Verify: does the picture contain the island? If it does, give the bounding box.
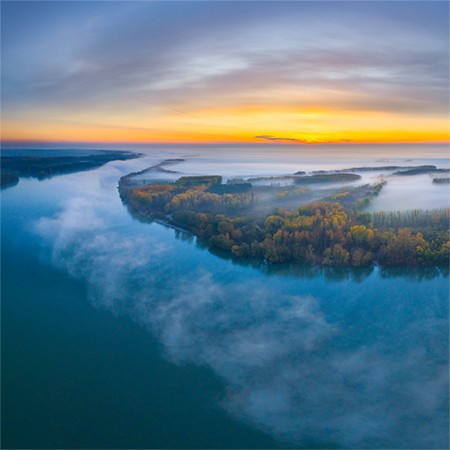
[433,177,450,184]
[119,163,450,267]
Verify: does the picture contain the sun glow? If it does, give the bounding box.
[2,1,448,147]
[2,105,448,145]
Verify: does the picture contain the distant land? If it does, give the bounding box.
[1,149,140,189]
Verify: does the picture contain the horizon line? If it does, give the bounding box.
[2,140,449,149]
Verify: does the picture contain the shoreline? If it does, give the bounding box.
[118,165,450,269]
[1,149,141,188]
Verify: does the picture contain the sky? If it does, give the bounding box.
[1,1,449,146]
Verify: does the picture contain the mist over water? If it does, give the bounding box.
[130,143,450,211]
[368,173,449,211]
[3,144,449,448]
[131,142,450,175]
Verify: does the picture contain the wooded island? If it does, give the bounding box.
[120,173,449,267]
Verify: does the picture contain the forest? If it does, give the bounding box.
[1,172,20,189]
[121,175,450,267]
[1,151,138,185]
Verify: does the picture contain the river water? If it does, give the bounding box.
[2,144,449,448]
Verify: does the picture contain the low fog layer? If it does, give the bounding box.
[32,154,449,448]
[124,154,450,213]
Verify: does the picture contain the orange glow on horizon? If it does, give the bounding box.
[2,104,448,146]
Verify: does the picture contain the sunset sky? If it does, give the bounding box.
[1,1,449,146]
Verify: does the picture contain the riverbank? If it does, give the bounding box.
[119,168,449,268]
[1,149,141,188]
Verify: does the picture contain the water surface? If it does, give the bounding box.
[2,145,449,448]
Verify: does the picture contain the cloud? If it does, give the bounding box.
[2,1,448,128]
[255,135,309,143]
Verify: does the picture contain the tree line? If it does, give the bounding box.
[125,178,449,267]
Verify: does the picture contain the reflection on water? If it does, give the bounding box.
[3,145,449,448]
[191,238,449,282]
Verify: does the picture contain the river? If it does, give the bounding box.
[2,144,449,448]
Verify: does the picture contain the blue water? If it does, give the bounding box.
[2,146,449,448]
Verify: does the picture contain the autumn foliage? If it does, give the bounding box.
[125,177,449,267]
